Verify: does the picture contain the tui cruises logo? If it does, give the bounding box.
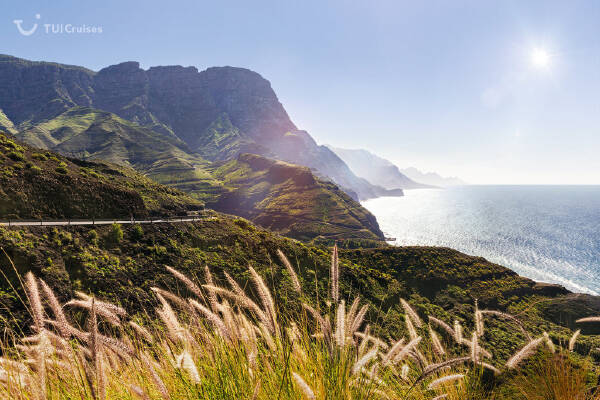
[13,13,40,36]
[13,14,103,36]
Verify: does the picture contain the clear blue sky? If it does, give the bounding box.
[2,0,600,184]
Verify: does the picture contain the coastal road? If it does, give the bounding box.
[0,216,215,227]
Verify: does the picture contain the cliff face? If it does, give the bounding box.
[0,55,400,200]
[0,55,95,124]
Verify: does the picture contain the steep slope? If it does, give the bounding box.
[1,217,596,353]
[0,132,203,219]
[0,109,17,134]
[400,166,467,187]
[202,153,385,241]
[14,106,220,195]
[0,55,399,200]
[327,146,434,190]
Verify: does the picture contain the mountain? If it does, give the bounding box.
[400,167,467,187]
[0,54,400,201]
[327,146,434,190]
[0,132,202,219]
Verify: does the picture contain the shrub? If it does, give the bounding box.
[7,151,24,161]
[107,223,124,244]
[88,229,99,246]
[234,218,254,231]
[132,224,144,241]
[31,153,48,161]
[55,161,68,174]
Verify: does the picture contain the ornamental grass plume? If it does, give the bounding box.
[569,329,581,351]
[292,372,315,400]
[506,337,545,369]
[277,249,302,294]
[427,373,464,390]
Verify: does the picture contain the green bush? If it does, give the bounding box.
[132,224,144,241]
[108,223,124,244]
[55,162,68,174]
[88,229,99,246]
[31,153,48,161]
[7,151,24,161]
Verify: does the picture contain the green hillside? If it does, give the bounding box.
[13,111,384,242]
[1,213,598,356]
[0,132,202,219]
[0,109,16,134]
[15,107,218,189]
[202,153,385,242]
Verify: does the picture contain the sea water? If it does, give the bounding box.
[362,186,600,295]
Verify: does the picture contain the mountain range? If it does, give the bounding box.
[327,146,434,190]
[0,55,400,201]
[329,146,467,189]
[400,167,466,187]
[0,54,401,241]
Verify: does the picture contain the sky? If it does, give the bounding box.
[2,0,600,184]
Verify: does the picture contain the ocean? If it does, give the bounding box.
[362,185,600,295]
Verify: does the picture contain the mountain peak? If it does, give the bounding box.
[97,61,141,74]
[147,65,199,74]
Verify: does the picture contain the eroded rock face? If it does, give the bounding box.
[0,55,94,124]
[0,55,400,200]
[94,62,152,125]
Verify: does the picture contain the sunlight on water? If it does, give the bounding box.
[362,186,600,295]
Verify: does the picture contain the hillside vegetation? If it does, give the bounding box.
[202,153,385,241]
[3,128,383,241]
[0,132,203,219]
[1,214,598,350]
[2,244,600,399]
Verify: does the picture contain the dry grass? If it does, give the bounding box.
[1,246,599,399]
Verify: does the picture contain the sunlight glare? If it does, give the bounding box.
[531,48,551,69]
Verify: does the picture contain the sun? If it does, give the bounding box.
[531,48,551,69]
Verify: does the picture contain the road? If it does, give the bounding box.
[0,216,213,227]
